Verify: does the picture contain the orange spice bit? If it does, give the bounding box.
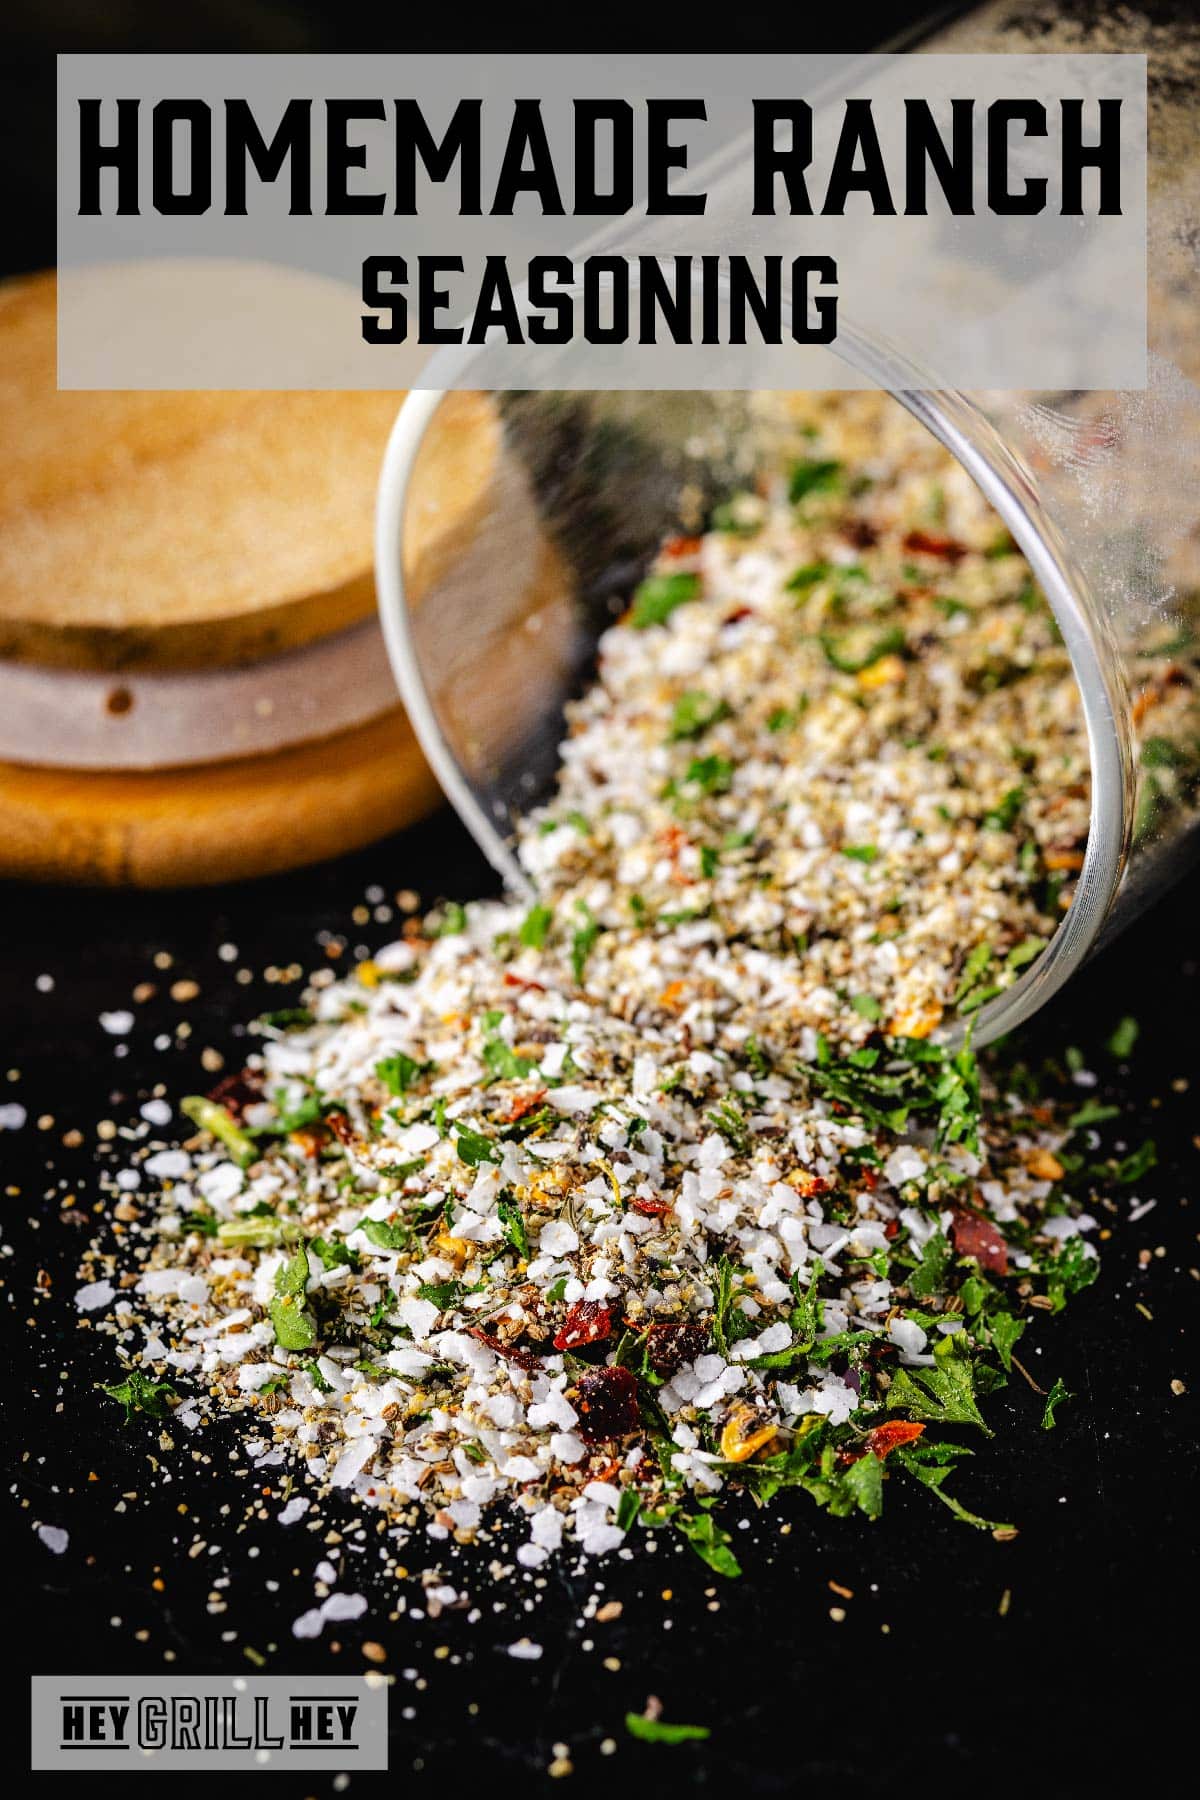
[841,1420,926,1465]
[657,822,691,882]
[658,980,687,1010]
[1131,679,1168,726]
[857,653,906,691]
[660,534,703,560]
[432,1232,472,1269]
[289,1126,327,1158]
[1025,1148,1065,1182]
[886,997,943,1040]
[504,971,546,993]
[719,1405,779,1464]
[356,960,382,989]
[863,1420,925,1458]
[503,1088,548,1124]
[1043,846,1085,872]
[788,1170,830,1199]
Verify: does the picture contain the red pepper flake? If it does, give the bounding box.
[642,1320,709,1379]
[206,1069,263,1121]
[661,534,703,560]
[951,1208,1009,1277]
[575,1365,640,1442]
[791,1172,830,1198]
[503,971,546,993]
[902,528,968,562]
[630,1197,672,1218]
[289,1125,327,1158]
[467,1328,543,1372]
[723,605,755,626]
[883,1219,900,1240]
[553,1300,613,1352]
[840,518,878,550]
[503,1088,547,1124]
[841,1419,925,1464]
[326,1112,356,1145]
[845,1420,926,1464]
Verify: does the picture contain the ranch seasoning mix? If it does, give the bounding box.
[83,394,1113,1585]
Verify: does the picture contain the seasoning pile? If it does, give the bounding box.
[87,394,1105,1579]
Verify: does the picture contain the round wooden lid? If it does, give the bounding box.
[0,708,442,887]
[0,271,402,672]
[0,273,513,884]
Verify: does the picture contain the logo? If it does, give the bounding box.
[30,1677,388,1771]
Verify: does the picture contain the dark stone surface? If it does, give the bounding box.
[3,803,1196,1795]
[3,3,1197,1790]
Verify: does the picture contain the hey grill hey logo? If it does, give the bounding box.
[30,1676,388,1770]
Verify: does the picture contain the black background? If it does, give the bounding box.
[2,4,1197,1795]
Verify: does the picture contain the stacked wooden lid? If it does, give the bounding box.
[0,271,458,885]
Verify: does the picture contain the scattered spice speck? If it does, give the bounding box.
[79,396,1155,1598]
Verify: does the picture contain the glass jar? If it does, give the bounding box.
[375,1,1200,1045]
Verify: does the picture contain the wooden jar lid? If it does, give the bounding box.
[0,709,441,888]
[0,271,401,673]
[0,273,504,886]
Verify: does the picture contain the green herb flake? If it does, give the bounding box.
[1040,1236,1100,1313]
[454,1127,498,1167]
[1041,1376,1071,1430]
[788,458,842,504]
[1106,1016,1139,1060]
[625,1713,711,1746]
[497,1193,530,1260]
[886,1343,991,1435]
[821,625,905,676]
[983,786,1025,832]
[785,559,834,593]
[706,1096,750,1156]
[375,1052,427,1097]
[436,901,468,936]
[668,690,731,742]
[518,904,554,949]
[360,1217,410,1252]
[268,1244,317,1351]
[258,1007,315,1031]
[481,1016,536,1083]
[630,571,702,629]
[100,1368,177,1421]
[842,1450,885,1520]
[571,904,601,985]
[684,754,735,796]
[180,1095,259,1170]
[676,1508,742,1578]
[303,1360,333,1394]
[895,1441,1012,1532]
[907,1229,950,1300]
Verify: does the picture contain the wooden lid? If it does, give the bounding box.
[0,271,402,672]
[0,283,517,882]
[0,708,442,887]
